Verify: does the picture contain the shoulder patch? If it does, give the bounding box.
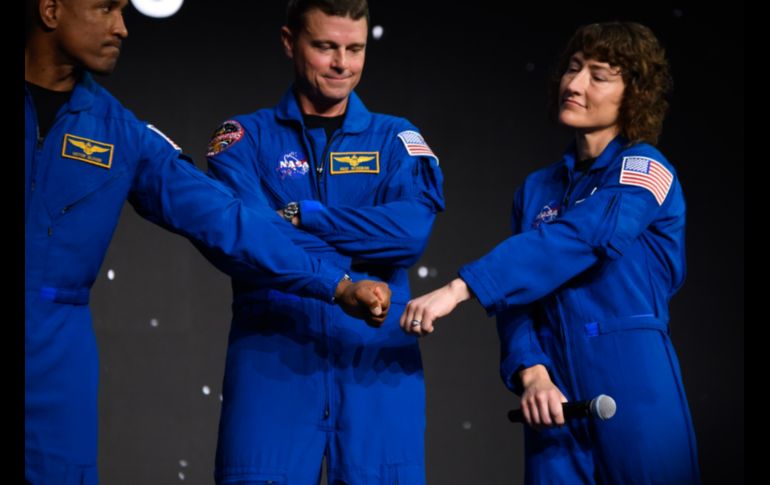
[619,156,673,205]
[397,130,438,164]
[207,120,244,157]
[147,124,181,151]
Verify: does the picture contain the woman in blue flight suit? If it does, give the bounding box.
[401,22,700,484]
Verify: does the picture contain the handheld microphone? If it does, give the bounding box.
[507,394,616,423]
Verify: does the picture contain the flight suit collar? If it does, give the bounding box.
[275,86,373,134]
[561,135,629,174]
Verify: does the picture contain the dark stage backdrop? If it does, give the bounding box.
[89,1,743,483]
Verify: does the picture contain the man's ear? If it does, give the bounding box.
[40,0,62,30]
[280,26,295,60]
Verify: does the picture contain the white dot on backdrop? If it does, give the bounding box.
[372,25,384,39]
[179,459,188,468]
[202,385,211,396]
[462,421,472,430]
[219,394,224,402]
[150,318,159,328]
[107,269,115,280]
[178,471,185,480]
[417,266,428,278]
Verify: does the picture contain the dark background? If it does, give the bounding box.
[85,1,744,483]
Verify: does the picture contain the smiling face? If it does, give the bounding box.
[49,0,129,75]
[281,7,368,116]
[558,51,625,138]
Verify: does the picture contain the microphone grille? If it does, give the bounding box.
[591,394,617,420]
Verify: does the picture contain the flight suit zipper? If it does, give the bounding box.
[311,130,341,203]
[32,127,43,193]
[317,132,342,427]
[300,126,341,426]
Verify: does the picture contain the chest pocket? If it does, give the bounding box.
[42,136,130,219]
[325,150,387,206]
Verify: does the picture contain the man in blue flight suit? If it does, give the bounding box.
[401,22,700,484]
[205,0,445,483]
[25,0,392,483]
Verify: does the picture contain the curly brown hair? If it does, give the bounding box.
[551,22,673,145]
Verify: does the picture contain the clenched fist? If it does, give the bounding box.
[335,278,392,327]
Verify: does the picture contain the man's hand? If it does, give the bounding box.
[518,364,568,430]
[400,277,472,336]
[335,278,392,327]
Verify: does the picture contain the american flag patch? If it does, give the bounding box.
[147,124,181,151]
[397,130,438,163]
[619,156,673,205]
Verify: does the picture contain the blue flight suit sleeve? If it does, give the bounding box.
[299,134,445,267]
[495,188,553,395]
[204,121,343,258]
[497,306,552,395]
[126,124,347,302]
[459,152,681,316]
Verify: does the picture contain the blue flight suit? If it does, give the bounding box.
[25,74,351,485]
[459,137,700,484]
[205,89,444,484]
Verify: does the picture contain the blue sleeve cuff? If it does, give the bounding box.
[500,352,554,396]
[310,259,350,303]
[299,199,327,232]
[458,263,500,316]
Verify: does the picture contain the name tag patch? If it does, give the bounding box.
[61,134,114,169]
[330,152,380,174]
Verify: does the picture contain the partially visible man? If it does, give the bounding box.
[25,0,391,483]
[205,0,444,483]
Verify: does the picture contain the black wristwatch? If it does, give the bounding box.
[282,201,300,222]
